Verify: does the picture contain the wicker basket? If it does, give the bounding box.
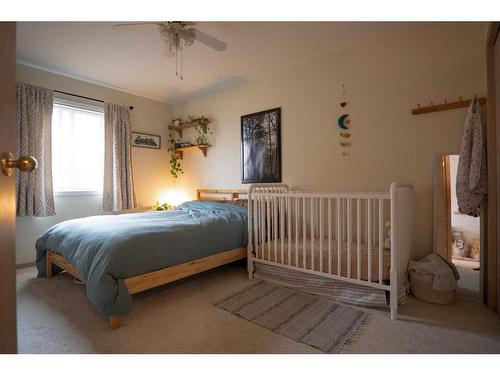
[410,270,455,305]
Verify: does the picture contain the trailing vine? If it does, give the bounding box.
[168,130,183,178]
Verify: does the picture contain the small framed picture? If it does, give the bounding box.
[131,132,161,149]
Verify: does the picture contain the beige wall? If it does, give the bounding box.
[175,23,487,259]
[16,64,175,264]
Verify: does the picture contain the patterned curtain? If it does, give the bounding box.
[103,103,136,211]
[16,82,56,217]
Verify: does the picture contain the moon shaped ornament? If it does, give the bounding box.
[338,114,350,130]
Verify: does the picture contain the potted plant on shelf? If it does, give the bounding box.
[153,201,174,211]
[188,115,210,125]
[194,124,213,146]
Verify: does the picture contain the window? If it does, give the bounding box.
[52,100,104,194]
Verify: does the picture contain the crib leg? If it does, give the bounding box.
[109,316,120,329]
[390,270,398,320]
[247,255,254,279]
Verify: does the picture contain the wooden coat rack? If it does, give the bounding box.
[412,96,487,115]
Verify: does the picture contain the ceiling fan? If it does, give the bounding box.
[113,21,227,80]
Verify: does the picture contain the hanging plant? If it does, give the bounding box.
[168,131,183,178]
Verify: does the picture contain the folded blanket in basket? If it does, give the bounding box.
[409,254,460,293]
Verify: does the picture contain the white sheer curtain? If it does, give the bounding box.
[16,82,55,217]
[103,103,136,211]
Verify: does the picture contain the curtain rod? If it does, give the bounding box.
[53,90,134,110]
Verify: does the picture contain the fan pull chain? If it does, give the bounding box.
[180,42,183,80]
[175,40,179,77]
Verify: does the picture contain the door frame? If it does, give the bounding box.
[433,152,454,262]
[434,151,485,302]
[0,22,18,354]
[485,22,500,313]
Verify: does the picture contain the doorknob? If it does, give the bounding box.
[1,152,37,177]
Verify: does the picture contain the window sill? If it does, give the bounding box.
[54,191,103,197]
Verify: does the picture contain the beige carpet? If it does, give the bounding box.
[453,259,480,300]
[16,264,500,354]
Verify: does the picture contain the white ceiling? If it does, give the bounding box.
[17,22,417,105]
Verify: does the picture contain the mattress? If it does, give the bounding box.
[36,201,248,316]
[254,238,391,283]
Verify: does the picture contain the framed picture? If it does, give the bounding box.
[131,132,161,149]
[241,107,281,183]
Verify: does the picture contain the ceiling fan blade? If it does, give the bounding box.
[112,22,161,29]
[191,29,227,52]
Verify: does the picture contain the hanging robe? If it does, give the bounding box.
[456,98,487,216]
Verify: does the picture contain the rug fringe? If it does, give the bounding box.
[338,313,373,353]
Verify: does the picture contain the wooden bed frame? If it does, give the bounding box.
[45,189,247,329]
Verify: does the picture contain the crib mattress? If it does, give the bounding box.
[253,238,391,283]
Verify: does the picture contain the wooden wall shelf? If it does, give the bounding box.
[169,145,210,159]
[168,120,211,138]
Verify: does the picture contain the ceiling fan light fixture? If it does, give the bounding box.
[113,21,227,80]
[182,30,195,47]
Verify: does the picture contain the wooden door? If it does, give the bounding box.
[0,22,17,354]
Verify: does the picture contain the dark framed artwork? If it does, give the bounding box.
[131,132,161,149]
[241,107,281,183]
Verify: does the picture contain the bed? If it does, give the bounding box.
[36,189,248,329]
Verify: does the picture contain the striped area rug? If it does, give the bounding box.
[215,281,368,353]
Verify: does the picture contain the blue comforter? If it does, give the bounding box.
[35,201,247,316]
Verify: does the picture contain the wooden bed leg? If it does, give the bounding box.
[109,316,120,329]
[46,252,53,279]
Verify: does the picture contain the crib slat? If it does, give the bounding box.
[343,199,347,242]
[302,197,307,269]
[280,197,284,264]
[287,196,291,266]
[379,199,384,285]
[347,198,352,278]
[274,196,278,262]
[295,196,299,267]
[254,195,258,259]
[267,196,271,261]
[357,198,361,280]
[337,198,341,276]
[328,198,332,274]
[367,198,372,283]
[260,194,263,259]
[319,198,323,273]
[311,197,315,271]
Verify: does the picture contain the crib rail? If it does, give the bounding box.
[247,183,413,320]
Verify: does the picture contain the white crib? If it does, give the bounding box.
[247,183,413,320]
